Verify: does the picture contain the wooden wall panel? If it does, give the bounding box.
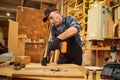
[8,20,25,56]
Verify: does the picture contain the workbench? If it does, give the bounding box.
[0,63,86,80]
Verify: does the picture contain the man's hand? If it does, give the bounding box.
[41,57,47,66]
[50,38,62,51]
[41,57,50,66]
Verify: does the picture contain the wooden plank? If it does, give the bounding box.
[15,56,31,65]
[12,69,83,78]
[31,0,57,4]
[91,47,120,50]
[0,66,15,77]
[25,63,81,70]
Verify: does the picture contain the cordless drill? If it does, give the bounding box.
[41,41,67,66]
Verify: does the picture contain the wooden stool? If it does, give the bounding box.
[85,66,103,80]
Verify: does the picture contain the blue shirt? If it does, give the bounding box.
[50,16,82,48]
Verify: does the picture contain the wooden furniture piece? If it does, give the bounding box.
[85,66,103,80]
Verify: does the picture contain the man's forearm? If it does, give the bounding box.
[57,27,78,40]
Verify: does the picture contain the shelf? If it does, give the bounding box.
[76,3,83,9]
[91,47,110,50]
[67,9,78,15]
[18,34,27,39]
[112,4,120,8]
[104,37,120,40]
[91,47,120,51]
[67,0,76,7]
[76,15,83,19]
[67,3,83,15]
[25,48,42,50]
[25,42,45,45]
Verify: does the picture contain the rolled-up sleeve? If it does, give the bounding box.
[67,16,82,32]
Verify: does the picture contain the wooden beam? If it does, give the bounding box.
[21,0,25,6]
[0,15,15,20]
[0,7,16,12]
[31,0,58,4]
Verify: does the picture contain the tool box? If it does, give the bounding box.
[101,63,120,80]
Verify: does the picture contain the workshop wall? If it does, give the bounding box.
[0,21,9,48]
[16,4,50,62]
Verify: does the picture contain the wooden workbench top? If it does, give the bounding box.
[0,63,86,80]
[12,63,85,79]
[0,65,15,77]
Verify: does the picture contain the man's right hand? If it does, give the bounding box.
[41,57,47,66]
[41,57,50,66]
[50,38,62,51]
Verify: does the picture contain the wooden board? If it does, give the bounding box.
[0,66,15,77]
[12,63,85,79]
[25,63,80,69]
